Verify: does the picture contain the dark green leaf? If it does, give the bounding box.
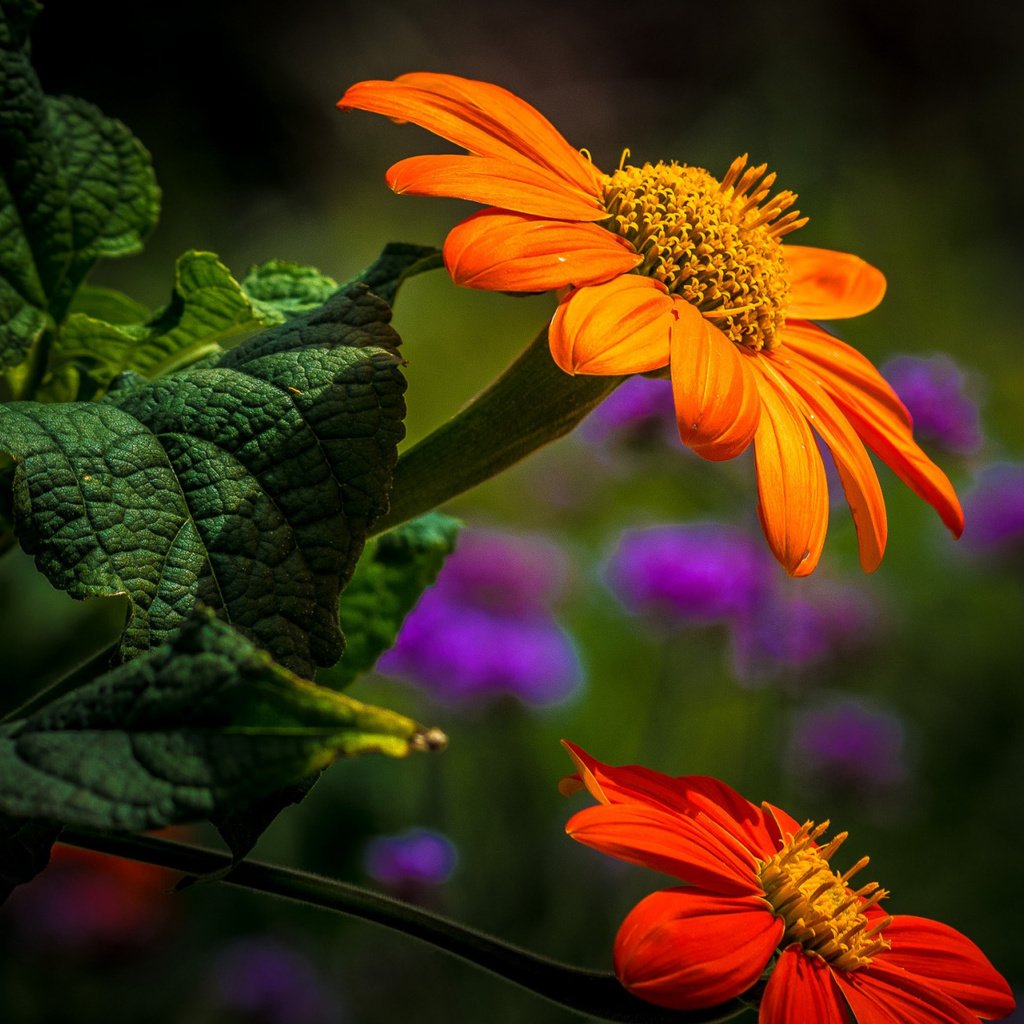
[242,259,339,321]
[0,285,406,676]
[346,242,442,306]
[0,611,446,832]
[0,810,60,903]
[0,13,159,368]
[320,512,460,689]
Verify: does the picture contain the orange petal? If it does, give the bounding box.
[565,803,761,895]
[669,302,760,462]
[750,364,830,577]
[443,209,640,292]
[784,245,887,319]
[835,960,982,1024]
[548,276,673,376]
[339,75,601,196]
[614,888,783,1011]
[761,351,888,572]
[782,323,964,536]
[760,947,851,1024]
[386,154,608,222]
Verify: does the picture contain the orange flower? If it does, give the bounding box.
[561,742,1014,1022]
[338,74,964,575]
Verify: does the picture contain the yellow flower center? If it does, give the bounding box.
[599,154,807,351]
[757,819,892,972]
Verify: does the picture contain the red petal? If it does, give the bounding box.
[784,245,887,319]
[565,803,761,896]
[443,209,640,292]
[760,946,851,1024]
[548,276,673,375]
[760,351,888,572]
[614,888,782,1011]
[750,362,830,576]
[835,960,983,1024]
[339,74,601,195]
[782,323,964,537]
[386,154,608,222]
[670,302,760,461]
[880,916,1015,1020]
[561,741,779,858]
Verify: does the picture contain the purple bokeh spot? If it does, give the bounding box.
[604,523,773,625]
[787,699,908,790]
[212,937,343,1024]
[364,828,458,887]
[963,462,1024,552]
[579,375,677,447]
[882,353,982,454]
[377,529,582,706]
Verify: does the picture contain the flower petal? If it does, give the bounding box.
[614,888,783,1011]
[761,351,888,572]
[881,916,1015,1020]
[760,946,851,1024]
[339,74,601,195]
[386,154,608,222]
[561,741,779,858]
[443,209,640,292]
[750,362,830,576]
[783,322,964,537]
[669,302,760,461]
[835,960,983,1024]
[565,802,761,895]
[548,276,673,375]
[784,246,887,319]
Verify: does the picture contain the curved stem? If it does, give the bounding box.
[60,828,747,1024]
[372,329,624,536]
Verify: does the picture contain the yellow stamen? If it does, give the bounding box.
[757,814,892,973]
[599,155,806,351]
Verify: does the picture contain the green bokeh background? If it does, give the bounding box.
[1,0,1022,1021]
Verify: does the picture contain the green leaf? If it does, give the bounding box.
[0,284,406,676]
[49,250,276,390]
[0,611,446,832]
[241,259,340,322]
[67,284,150,324]
[320,512,460,689]
[0,810,60,904]
[0,10,159,369]
[346,242,442,306]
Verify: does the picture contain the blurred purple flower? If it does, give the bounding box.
[786,698,908,793]
[882,353,982,454]
[364,828,457,890]
[604,523,772,625]
[377,529,582,705]
[962,462,1024,553]
[731,578,880,684]
[212,937,344,1024]
[579,375,677,448]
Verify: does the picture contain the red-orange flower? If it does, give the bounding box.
[338,73,964,576]
[561,742,1014,1023]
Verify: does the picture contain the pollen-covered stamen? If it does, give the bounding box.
[757,815,893,972]
[599,155,807,351]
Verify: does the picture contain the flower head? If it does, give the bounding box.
[339,73,964,576]
[963,463,1024,554]
[561,742,1013,1022]
[364,828,458,889]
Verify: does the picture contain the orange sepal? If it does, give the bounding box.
[784,245,886,320]
[443,209,641,292]
[548,276,673,376]
[669,302,760,462]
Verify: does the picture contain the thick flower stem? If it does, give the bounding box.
[60,828,745,1024]
[371,329,625,536]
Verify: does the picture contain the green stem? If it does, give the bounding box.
[372,329,624,535]
[59,828,746,1024]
